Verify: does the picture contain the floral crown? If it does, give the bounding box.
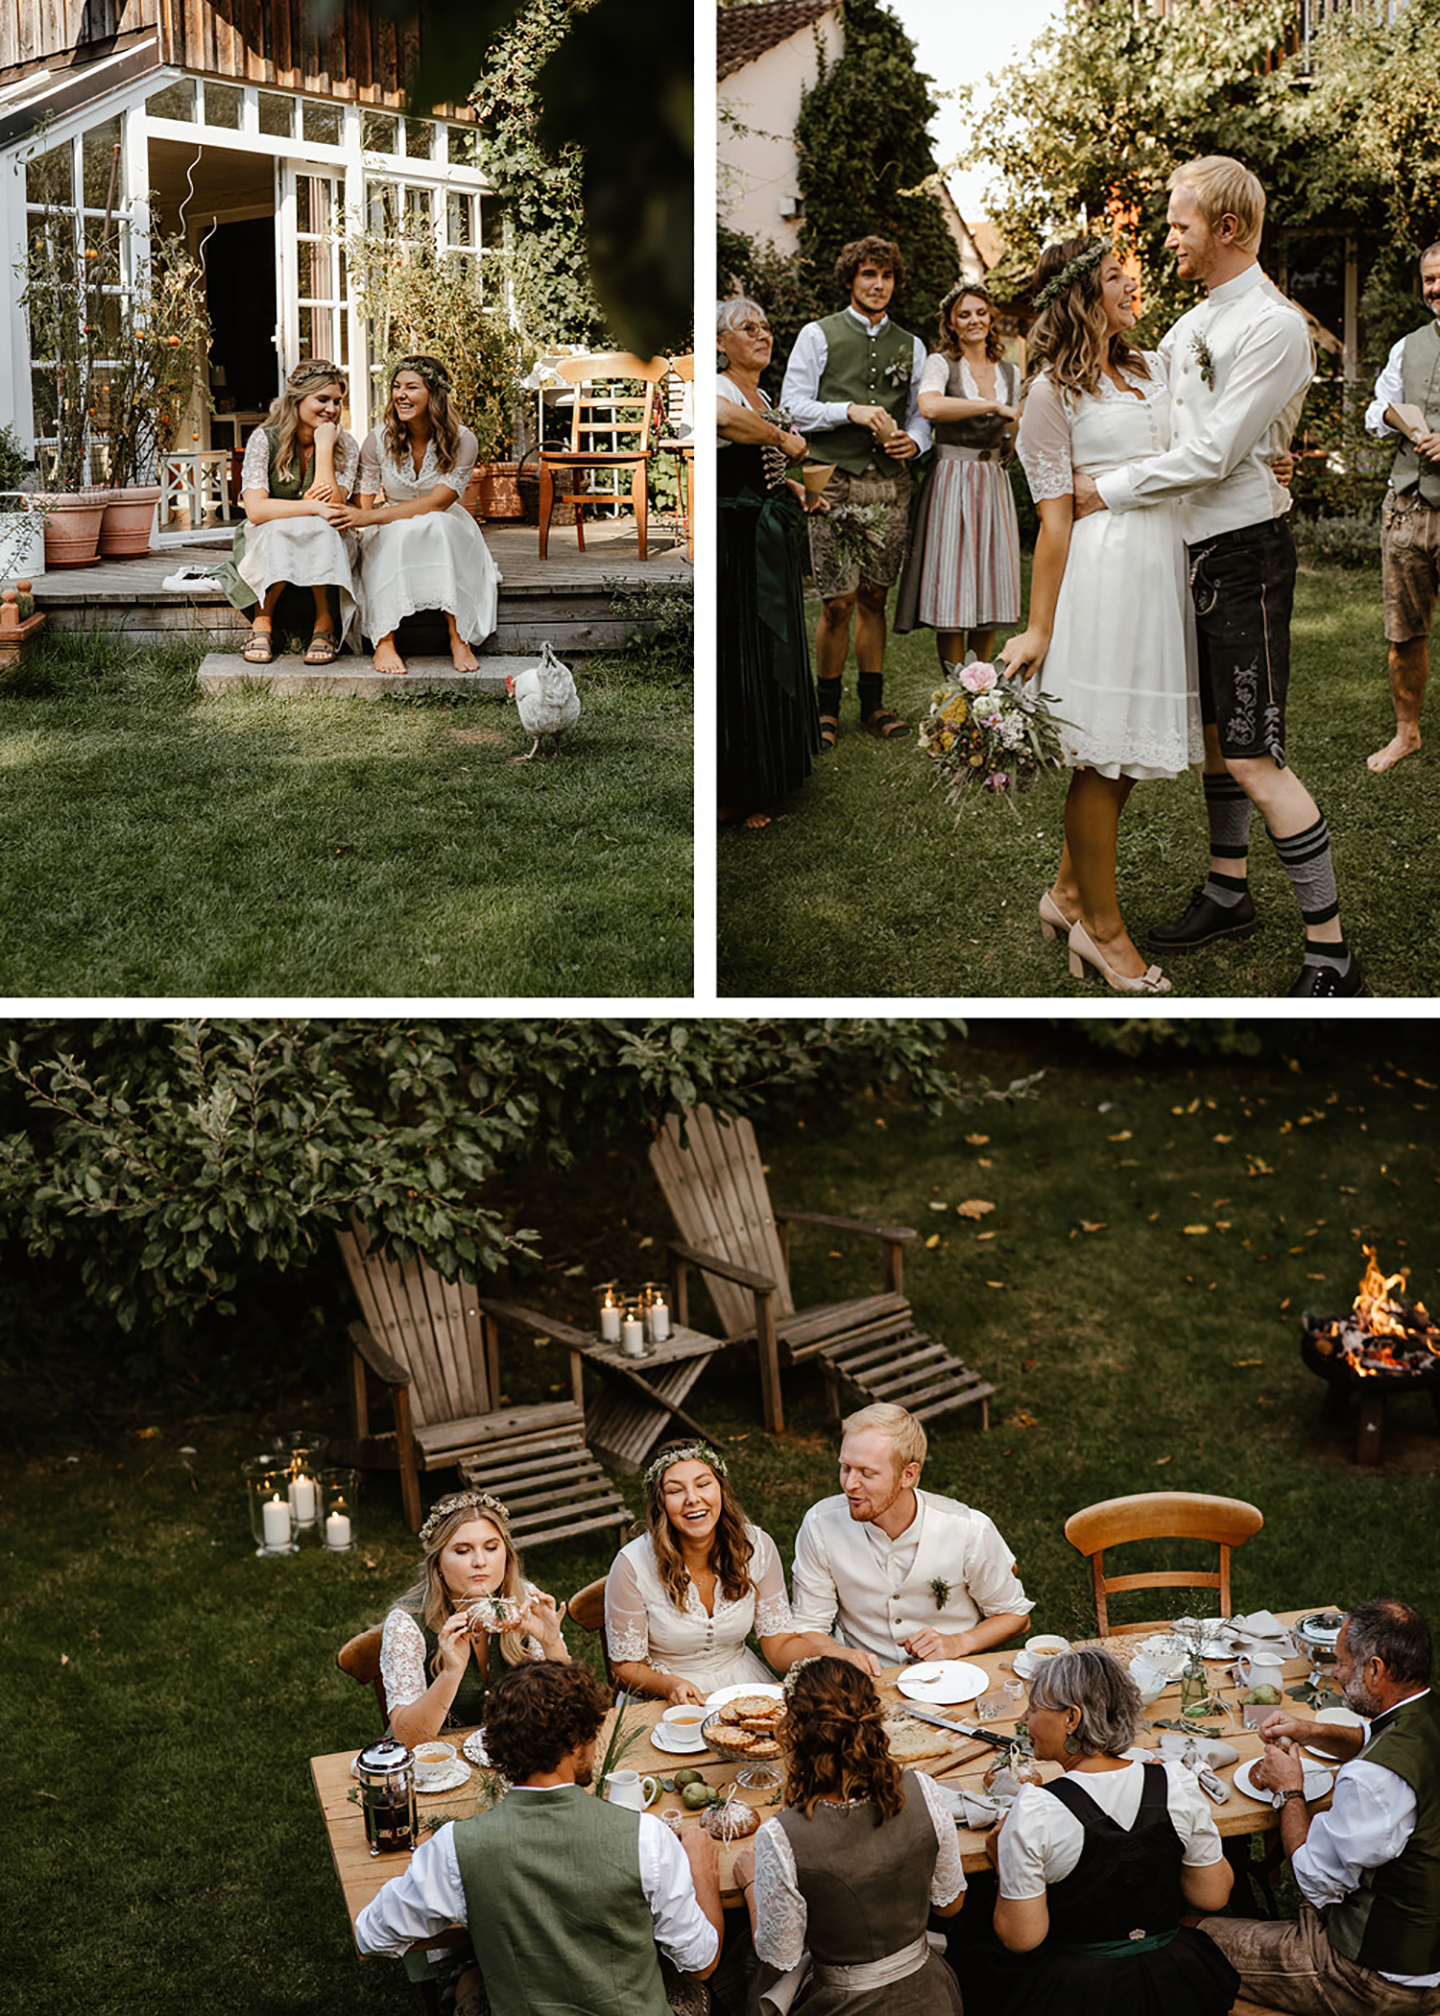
[394,354,451,394]
[782,1654,825,1701]
[642,1441,728,1492]
[1032,239,1108,312]
[418,1489,510,1550]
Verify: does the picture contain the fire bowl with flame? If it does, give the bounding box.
[1301,1247,1440,1463]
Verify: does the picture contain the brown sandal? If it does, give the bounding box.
[861,708,911,740]
[818,714,839,752]
[242,630,274,665]
[304,631,340,665]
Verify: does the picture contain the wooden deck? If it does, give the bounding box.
[27,518,690,656]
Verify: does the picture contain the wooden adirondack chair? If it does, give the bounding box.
[648,1106,996,1436]
[336,1215,632,1548]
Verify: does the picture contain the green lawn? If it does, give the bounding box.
[718,559,1437,998]
[0,632,692,997]
[5,1025,1437,2014]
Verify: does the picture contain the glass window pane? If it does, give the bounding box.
[299,305,314,353]
[296,178,311,233]
[83,118,123,210]
[362,110,398,154]
[446,193,472,248]
[404,185,432,224]
[302,100,342,146]
[480,203,505,251]
[204,83,242,130]
[366,181,397,233]
[147,79,195,122]
[258,91,294,138]
[297,240,315,298]
[404,117,434,160]
[25,141,72,207]
[447,124,475,166]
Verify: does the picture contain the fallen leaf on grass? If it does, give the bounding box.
[976,1231,996,1241]
[1213,1134,1233,1144]
[1183,1224,1210,1236]
[1009,1411,1038,1427]
[925,1233,941,1249]
[1234,1359,1263,1367]
[1079,1220,1107,1234]
[965,1134,990,1146]
[1155,1455,1172,1466]
[134,1426,160,1439]
[1108,1130,1133,1141]
[985,1280,1006,1289]
[928,1201,949,1212]
[957,1200,995,1219]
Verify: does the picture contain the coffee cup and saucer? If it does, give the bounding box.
[650,1705,709,1754]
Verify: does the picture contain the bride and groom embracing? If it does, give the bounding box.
[1003,154,1367,999]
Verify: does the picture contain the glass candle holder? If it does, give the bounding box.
[320,1466,360,1552]
[620,1297,648,1358]
[641,1281,672,1344]
[271,1433,328,1534]
[243,1456,299,1556]
[595,1282,624,1345]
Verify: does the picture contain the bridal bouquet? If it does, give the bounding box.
[821,501,891,578]
[919,659,1066,812]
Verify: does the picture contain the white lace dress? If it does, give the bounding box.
[235,425,362,640]
[355,425,500,646]
[604,1526,796,1692]
[1017,355,1201,781]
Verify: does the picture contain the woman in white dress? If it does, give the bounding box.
[217,358,362,664]
[1002,238,1200,995]
[332,355,500,676]
[605,1441,849,1704]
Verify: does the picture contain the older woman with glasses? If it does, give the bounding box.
[716,296,823,831]
[975,1647,1239,2016]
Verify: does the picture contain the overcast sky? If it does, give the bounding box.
[884,0,1065,221]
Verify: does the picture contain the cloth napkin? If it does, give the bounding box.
[1229,1610,1297,1653]
[1154,1733,1240,1769]
[929,1780,1004,1828]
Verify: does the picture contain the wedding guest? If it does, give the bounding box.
[605,1439,856,1703]
[716,297,822,830]
[1362,242,1440,772]
[1002,237,1195,996]
[790,1402,1032,1671]
[356,1660,722,2016]
[214,358,361,664]
[330,355,500,676]
[896,280,1021,672]
[732,1655,964,2014]
[1201,1599,1440,2016]
[380,1488,568,1747]
[1073,156,1365,997]
[975,1647,1238,2016]
[781,236,931,748]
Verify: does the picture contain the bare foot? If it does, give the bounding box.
[1086,924,1148,981]
[1366,730,1420,773]
[450,640,480,673]
[741,811,773,830]
[373,637,407,676]
[1048,884,1081,926]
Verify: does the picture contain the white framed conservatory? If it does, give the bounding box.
[0,44,503,535]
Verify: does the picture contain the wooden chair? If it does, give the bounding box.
[336,1624,389,1729]
[538,351,668,560]
[1063,1492,1266,1637]
[336,1213,632,1548]
[567,1574,620,1694]
[660,353,695,560]
[648,1105,996,1437]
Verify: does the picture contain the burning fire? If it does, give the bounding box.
[1309,1246,1440,1378]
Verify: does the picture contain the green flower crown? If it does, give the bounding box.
[1032,239,1108,312]
[642,1441,729,1491]
[419,1488,510,1550]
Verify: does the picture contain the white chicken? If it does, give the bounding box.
[506,641,581,762]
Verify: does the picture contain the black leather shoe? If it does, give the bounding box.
[1146,884,1259,953]
[1289,958,1370,997]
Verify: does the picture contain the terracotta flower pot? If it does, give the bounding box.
[36,492,106,569]
[471,460,524,522]
[98,484,162,558]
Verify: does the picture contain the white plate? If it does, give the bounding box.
[896,1659,990,1705]
[1235,1757,1333,1807]
[704,1682,784,1710]
[415,1759,472,1795]
[649,1722,710,1756]
[1304,1705,1364,1760]
[1134,1629,1236,1665]
[461,1729,491,1766]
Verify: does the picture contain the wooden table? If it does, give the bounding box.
[312,1607,1337,1949]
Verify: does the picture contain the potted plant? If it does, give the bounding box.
[0,423,45,583]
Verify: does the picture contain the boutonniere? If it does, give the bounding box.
[882,355,909,390]
[1191,333,1216,390]
[930,1576,952,1611]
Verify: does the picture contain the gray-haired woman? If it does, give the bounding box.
[973,1647,1240,2016]
[716,297,822,831]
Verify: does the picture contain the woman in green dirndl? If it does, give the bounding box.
[213,359,362,664]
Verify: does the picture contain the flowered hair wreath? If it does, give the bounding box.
[1032,238,1109,311]
[418,1488,510,1550]
[642,1441,729,1492]
[782,1653,825,1701]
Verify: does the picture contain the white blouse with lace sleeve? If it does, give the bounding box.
[918,351,951,397]
[358,426,477,503]
[240,426,360,498]
[753,1774,964,1970]
[380,1607,431,1712]
[603,1526,795,1667]
[1016,374,1074,502]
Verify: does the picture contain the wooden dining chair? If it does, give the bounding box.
[660,353,695,560]
[336,1624,389,1729]
[537,351,669,560]
[566,1574,620,1694]
[1064,1491,1265,1637]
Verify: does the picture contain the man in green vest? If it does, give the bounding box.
[780,235,931,749]
[1364,243,1440,773]
[1199,1598,1440,2014]
[355,1661,722,2015]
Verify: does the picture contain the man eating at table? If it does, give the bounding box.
[354,1660,723,2015]
[1199,1598,1440,2016]
[789,1402,1033,1671]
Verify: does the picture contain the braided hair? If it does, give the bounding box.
[780,1656,904,1822]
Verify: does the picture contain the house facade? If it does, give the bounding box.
[718,0,841,252]
[0,2,501,472]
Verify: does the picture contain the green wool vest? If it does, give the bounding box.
[1325,1691,1440,1978]
[809,311,918,474]
[1391,320,1440,508]
[451,1784,671,2016]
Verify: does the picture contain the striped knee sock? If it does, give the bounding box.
[1269,817,1346,958]
[1203,771,1252,867]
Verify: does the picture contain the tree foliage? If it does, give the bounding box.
[0,1020,1029,1335]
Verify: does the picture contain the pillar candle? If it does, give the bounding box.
[289,1473,317,1523]
[326,1510,352,1549]
[263,1495,291,1548]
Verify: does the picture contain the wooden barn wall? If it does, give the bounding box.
[1,0,157,73]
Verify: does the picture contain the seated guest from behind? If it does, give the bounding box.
[380,1489,568,1746]
[978,1647,1238,2016]
[1201,1598,1440,2015]
[790,1402,1032,1671]
[356,1660,722,2016]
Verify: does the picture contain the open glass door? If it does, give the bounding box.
[275,161,354,413]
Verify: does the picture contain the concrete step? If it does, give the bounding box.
[196,651,525,698]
